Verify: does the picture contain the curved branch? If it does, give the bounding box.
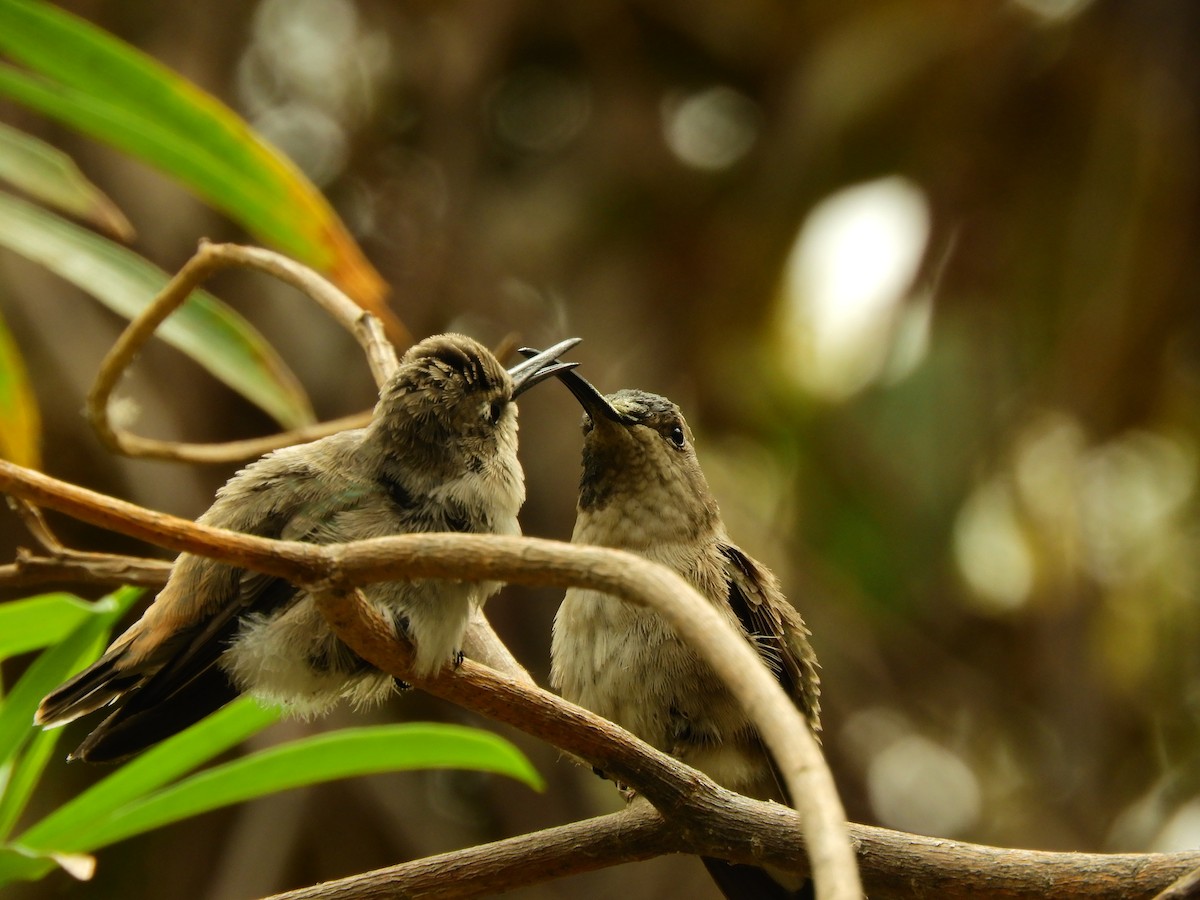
[85,241,397,463]
[0,458,859,899]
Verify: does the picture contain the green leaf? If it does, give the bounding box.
[49,724,543,853]
[16,696,280,852]
[0,190,315,429]
[0,845,51,884]
[0,593,111,661]
[0,120,132,240]
[0,0,385,307]
[0,304,39,468]
[0,725,62,839]
[0,588,139,771]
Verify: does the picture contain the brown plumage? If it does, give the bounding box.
[36,334,578,763]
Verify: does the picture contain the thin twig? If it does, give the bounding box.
[7,497,64,551]
[1,496,171,588]
[86,241,397,464]
[0,547,170,589]
[0,458,860,900]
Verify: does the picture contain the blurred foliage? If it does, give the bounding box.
[1,0,1198,898]
[0,0,387,310]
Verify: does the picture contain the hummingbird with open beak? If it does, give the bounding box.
[530,358,820,899]
[36,334,580,763]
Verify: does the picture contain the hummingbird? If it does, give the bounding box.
[535,361,820,899]
[36,333,580,763]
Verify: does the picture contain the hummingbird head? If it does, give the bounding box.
[370,334,579,479]
[549,368,721,540]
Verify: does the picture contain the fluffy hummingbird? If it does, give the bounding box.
[36,333,580,763]
[534,362,821,899]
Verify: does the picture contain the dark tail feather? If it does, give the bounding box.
[702,857,813,900]
[68,610,248,763]
[36,650,139,729]
[69,664,240,763]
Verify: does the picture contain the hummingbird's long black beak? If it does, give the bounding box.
[516,348,634,424]
[508,337,582,397]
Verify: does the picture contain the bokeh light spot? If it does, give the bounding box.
[868,734,982,837]
[954,476,1035,611]
[662,85,760,171]
[776,176,931,400]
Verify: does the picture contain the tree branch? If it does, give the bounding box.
[260,799,1200,900]
[262,805,682,900]
[85,240,397,464]
[0,546,170,589]
[1153,865,1200,900]
[1,496,171,588]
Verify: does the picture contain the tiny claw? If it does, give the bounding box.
[453,649,465,669]
[393,677,412,691]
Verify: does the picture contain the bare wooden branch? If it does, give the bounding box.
[1154,865,1200,900]
[262,805,682,900]
[1,495,171,588]
[261,799,1200,900]
[85,240,397,464]
[7,496,63,551]
[0,546,170,588]
[461,605,534,686]
[0,458,859,899]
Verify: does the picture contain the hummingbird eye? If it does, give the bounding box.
[484,398,506,425]
[667,424,686,449]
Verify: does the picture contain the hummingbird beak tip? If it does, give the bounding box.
[507,338,582,397]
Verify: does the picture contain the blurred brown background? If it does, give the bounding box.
[3,0,1200,897]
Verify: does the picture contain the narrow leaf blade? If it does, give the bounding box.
[54,724,543,853]
[0,588,139,773]
[0,120,133,239]
[0,593,106,661]
[0,191,315,429]
[0,0,385,307]
[0,725,63,839]
[16,697,280,852]
[0,304,39,468]
[0,845,54,885]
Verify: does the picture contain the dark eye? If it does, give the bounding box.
[485,399,506,425]
[668,424,686,449]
